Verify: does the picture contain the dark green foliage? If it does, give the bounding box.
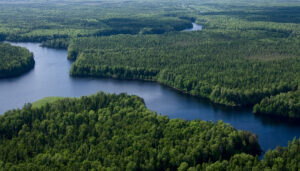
[2,0,300,118]
[41,38,70,49]
[0,92,299,170]
[68,29,300,108]
[201,138,300,171]
[203,6,300,24]
[94,17,192,36]
[0,92,261,170]
[63,2,300,118]
[261,138,300,171]
[0,0,299,169]
[254,90,300,118]
[0,1,193,42]
[0,43,34,78]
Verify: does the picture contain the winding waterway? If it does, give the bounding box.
[0,41,299,154]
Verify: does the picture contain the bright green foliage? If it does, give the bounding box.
[0,92,261,170]
[201,138,300,171]
[1,92,300,170]
[261,138,300,171]
[32,97,66,108]
[0,43,34,78]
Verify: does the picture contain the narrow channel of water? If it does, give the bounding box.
[0,42,299,153]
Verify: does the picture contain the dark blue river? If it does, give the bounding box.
[0,41,299,153]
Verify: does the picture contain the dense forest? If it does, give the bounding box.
[0,43,34,78]
[0,92,299,170]
[68,28,300,112]
[0,0,194,44]
[0,0,300,169]
[201,138,300,171]
[254,90,300,119]
[45,2,299,118]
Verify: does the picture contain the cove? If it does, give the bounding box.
[183,23,203,31]
[0,42,300,153]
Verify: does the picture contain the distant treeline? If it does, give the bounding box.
[0,43,34,78]
[1,17,192,44]
[37,17,192,49]
[2,0,300,118]
[0,0,196,48]
[0,92,299,170]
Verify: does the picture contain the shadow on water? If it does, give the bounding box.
[0,42,299,154]
[254,113,300,127]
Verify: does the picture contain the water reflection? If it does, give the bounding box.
[0,42,299,153]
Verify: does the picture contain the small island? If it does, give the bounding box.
[0,43,34,78]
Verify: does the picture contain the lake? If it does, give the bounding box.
[0,42,299,153]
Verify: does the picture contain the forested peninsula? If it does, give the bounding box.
[0,43,34,78]
[254,90,300,119]
[0,92,299,170]
[0,0,299,169]
[1,0,300,118]
[68,27,300,118]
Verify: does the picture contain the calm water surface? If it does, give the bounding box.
[183,23,203,31]
[0,42,299,153]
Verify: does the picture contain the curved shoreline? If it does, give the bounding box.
[2,42,300,154]
[0,43,35,78]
